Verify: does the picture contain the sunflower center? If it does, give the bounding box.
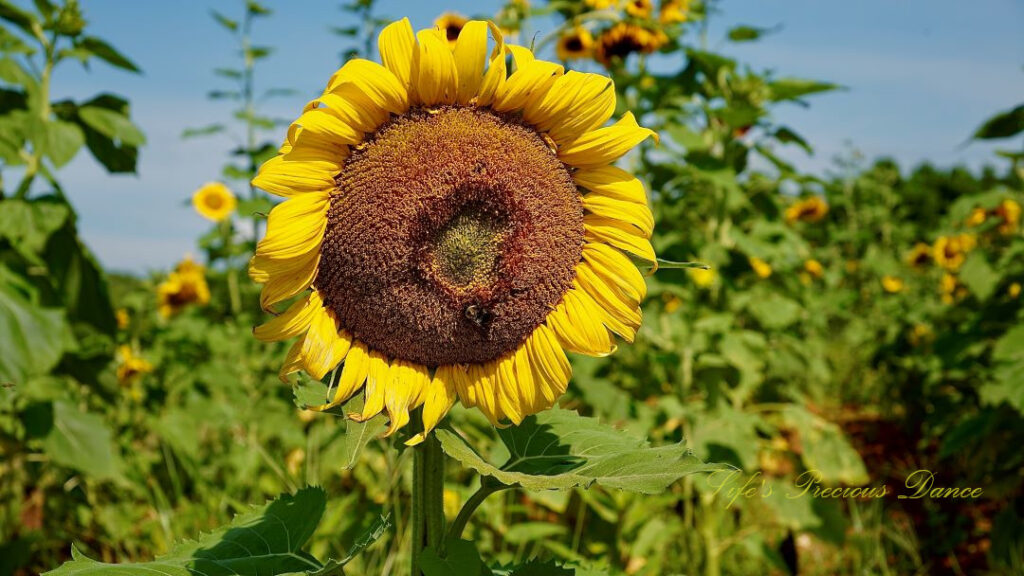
[315,106,583,367]
[565,37,584,52]
[204,194,224,210]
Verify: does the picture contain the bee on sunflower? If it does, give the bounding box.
[250,19,657,444]
[158,256,211,318]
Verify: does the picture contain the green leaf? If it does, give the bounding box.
[0,265,68,384]
[43,400,123,480]
[76,37,141,73]
[419,538,487,576]
[210,9,238,31]
[781,406,868,485]
[767,78,840,103]
[509,559,576,575]
[959,255,998,302]
[294,375,385,470]
[77,106,145,146]
[747,292,802,330]
[971,104,1024,140]
[66,94,143,173]
[727,25,773,43]
[437,408,721,493]
[304,513,391,575]
[0,0,36,35]
[774,126,813,154]
[0,198,71,257]
[182,123,226,138]
[45,487,329,575]
[39,120,84,168]
[652,258,709,270]
[0,57,38,93]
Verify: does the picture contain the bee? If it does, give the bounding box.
[464,302,493,327]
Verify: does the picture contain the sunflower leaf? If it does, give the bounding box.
[650,258,710,270]
[44,488,330,575]
[437,408,722,493]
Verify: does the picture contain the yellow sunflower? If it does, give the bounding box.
[594,22,667,66]
[748,256,772,279]
[659,0,689,24]
[116,345,154,386]
[803,259,824,279]
[906,242,932,268]
[784,196,828,223]
[585,0,619,9]
[624,0,654,18]
[556,27,594,61]
[933,234,975,271]
[158,256,211,318]
[995,199,1020,234]
[881,275,904,294]
[250,19,657,444]
[434,12,468,47]
[192,182,237,222]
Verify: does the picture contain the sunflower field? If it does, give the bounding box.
[1,1,1022,575]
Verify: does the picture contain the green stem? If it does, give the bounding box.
[410,411,445,574]
[447,480,504,542]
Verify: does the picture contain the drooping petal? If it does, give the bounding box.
[574,271,642,342]
[558,112,658,168]
[353,350,390,421]
[278,339,304,382]
[382,360,430,437]
[463,362,504,426]
[255,192,330,260]
[413,29,458,106]
[547,289,616,356]
[526,323,571,406]
[379,17,416,92]
[494,353,524,425]
[525,71,616,144]
[301,306,352,380]
[584,214,657,263]
[405,364,459,446]
[452,20,488,105]
[326,340,371,409]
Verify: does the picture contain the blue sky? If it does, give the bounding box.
[38,0,1024,272]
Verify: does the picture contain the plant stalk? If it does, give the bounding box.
[410,411,445,574]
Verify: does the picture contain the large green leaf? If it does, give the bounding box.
[767,78,840,103]
[971,104,1024,140]
[39,120,84,168]
[0,198,71,260]
[42,400,123,480]
[437,408,720,493]
[0,265,68,383]
[45,488,333,575]
[420,538,487,576]
[781,406,868,485]
[294,375,385,470]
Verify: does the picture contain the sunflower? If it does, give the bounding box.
[906,242,932,268]
[659,0,689,24]
[434,12,468,47]
[994,199,1020,234]
[556,27,594,61]
[965,207,987,228]
[933,234,975,271]
[250,19,657,444]
[192,182,237,222]
[880,275,904,294]
[1009,282,1022,299]
[116,345,154,386]
[803,259,824,279]
[594,22,667,66]
[747,256,772,279]
[624,0,653,18]
[688,266,715,288]
[158,256,211,317]
[784,196,828,223]
[585,0,619,9]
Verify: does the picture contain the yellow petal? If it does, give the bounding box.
[382,360,430,437]
[294,108,364,147]
[511,342,538,415]
[325,340,371,408]
[492,57,563,113]
[582,242,647,301]
[326,59,408,115]
[353,350,390,421]
[506,44,535,69]
[526,323,571,406]
[301,306,352,380]
[278,339,304,382]
[413,29,458,106]
[574,272,641,342]
[314,84,390,135]
[574,166,649,205]
[558,112,658,168]
[253,291,316,342]
[406,364,459,446]
[464,362,504,426]
[584,214,657,263]
[253,152,339,197]
[475,23,506,107]
[452,21,488,105]
[548,289,615,356]
[525,71,615,144]
[378,18,416,91]
[250,251,320,312]
[255,192,330,260]
[494,353,523,425]
[582,193,654,237]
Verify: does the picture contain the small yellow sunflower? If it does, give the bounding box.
[1009,282,1021,299]
[585,0,619,9]
[906,242,932,268]
[624,0,654,18]
[659,0,689,24]
[688,266,715,288]
[434,12,469,47]
[158,257,211,318]
[933,234,975,271]
[116,345,154,386]
[940,272,966,304]
[784,196,828,224]
[192,182,237,222]
[965,207,987,227]
[881,275,904,294]
[748,257,772,279]
[594,22,667,66]
[556,27,594,61]
[995,199,1020,234]
[251,19,657,444]
[803,259,824,279]
[115,308,131,330]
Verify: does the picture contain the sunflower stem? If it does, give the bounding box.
[447,479,504,542]
[410,410,445,574]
